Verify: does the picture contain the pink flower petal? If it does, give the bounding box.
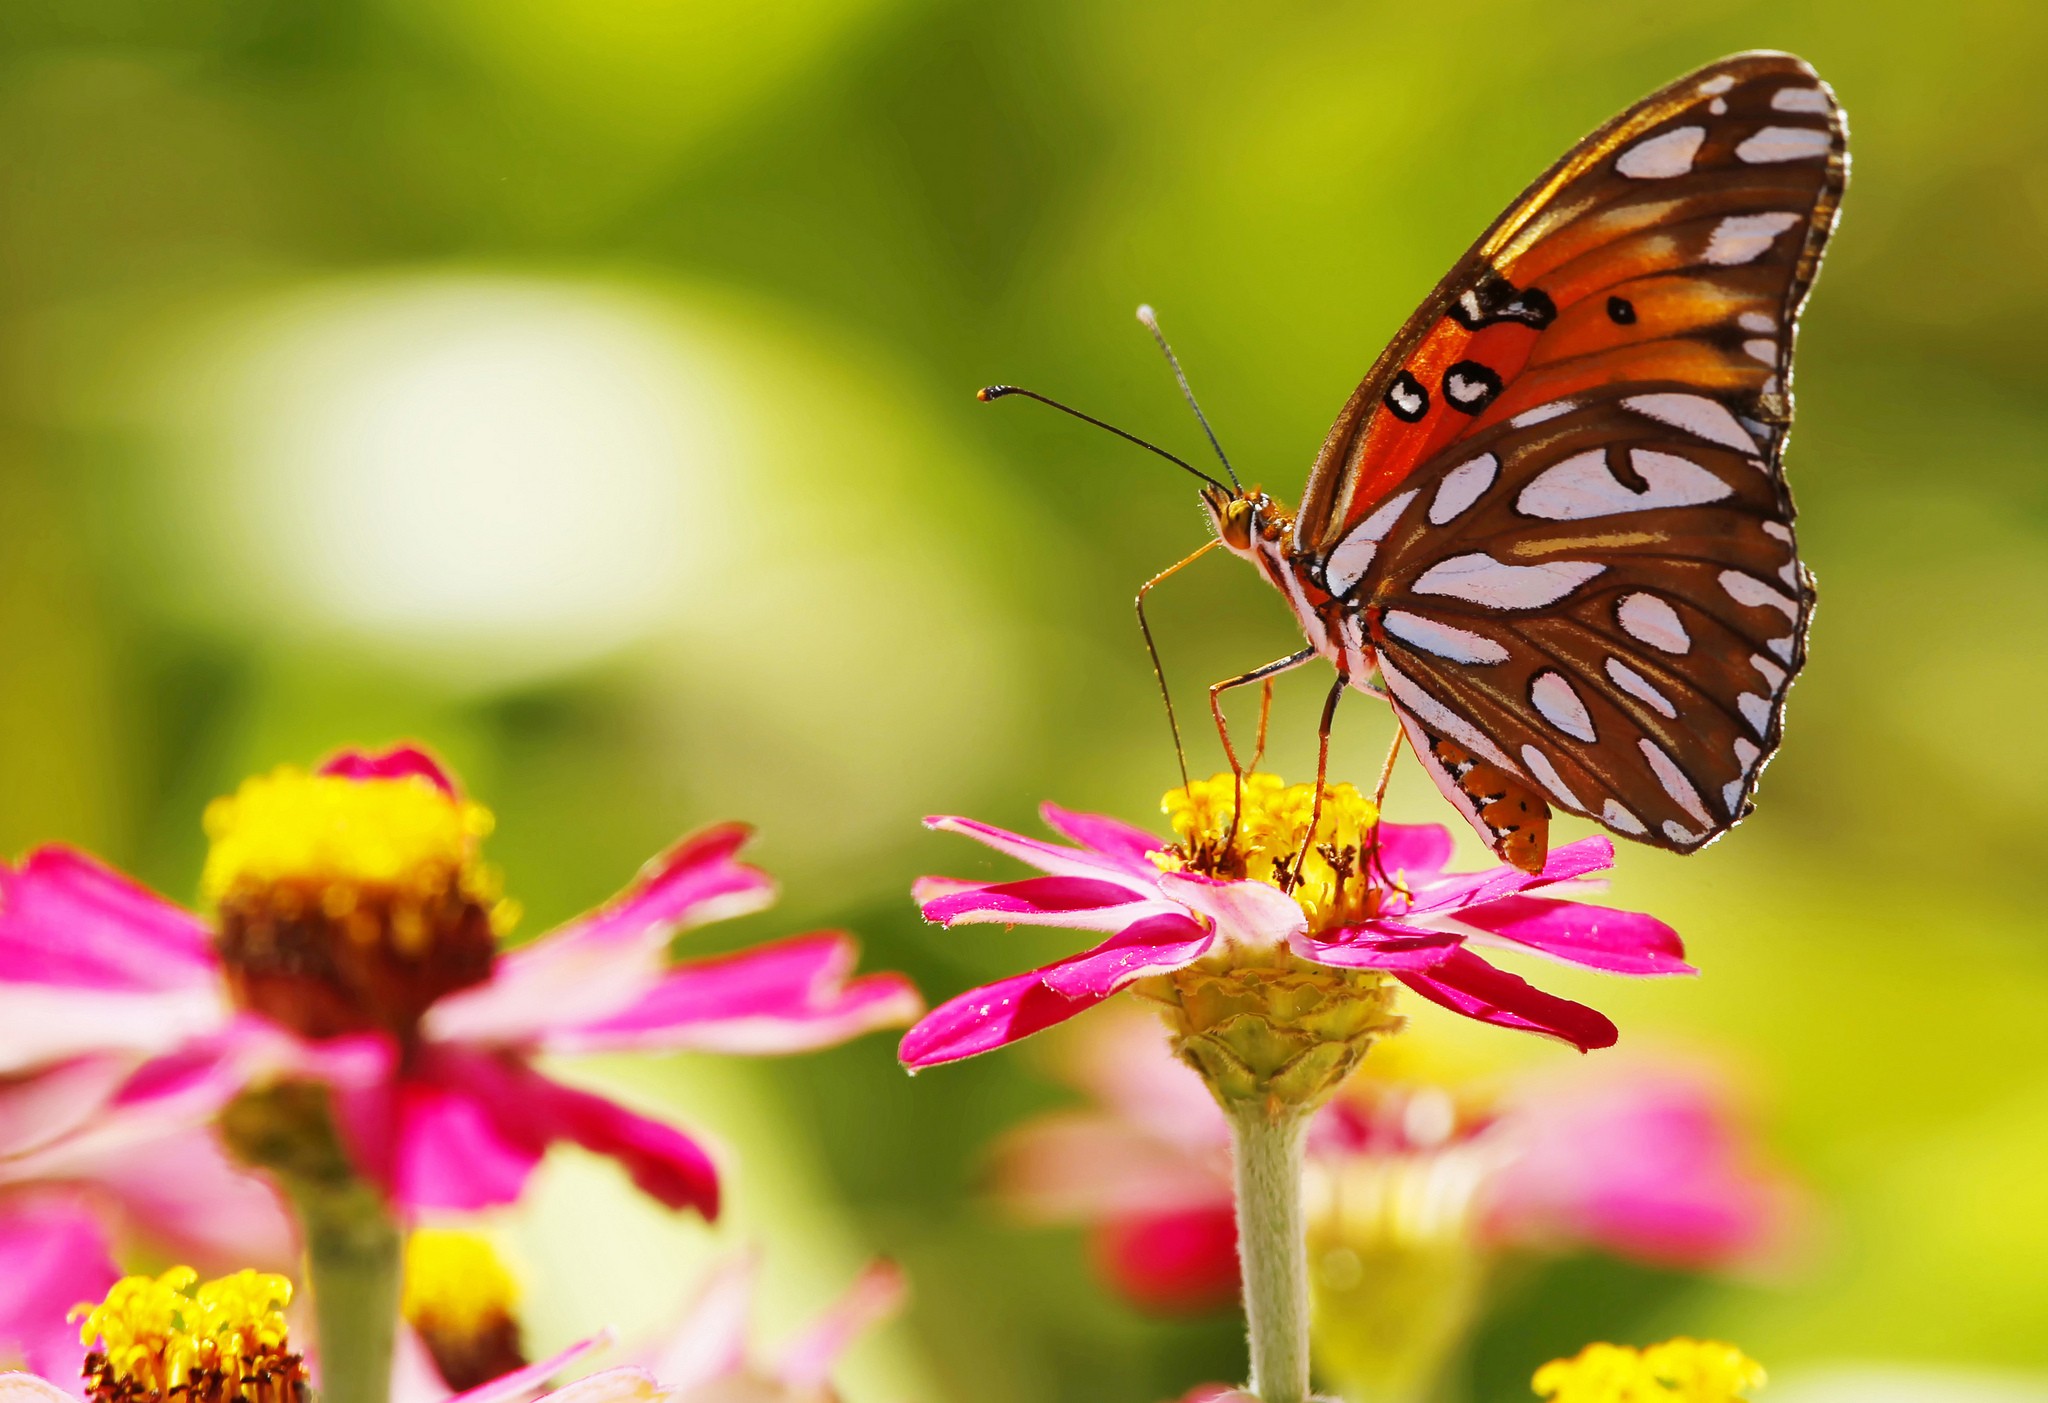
[1372,822,1456,885]
[319,746,458,796]
[0,1376,84,1403]
[924,816,1155,884]
[0,847,215,990]
[390,1325,454,1403]
[1038,914,1211,1000]
[1453,895,1693,976]
[427,824,776,1047]
[1154,872,1305,948]
[0,1056,139,1158]
[1037,805,1169,876]
[443,1335,616,1403]
[1397,835,1617,918]
[0,1197,118,1396]
[1092,1206,1241,1314]
[1294,922,1463,972]
[387,1048,721,1219]
[1058,1010,1228,1152]
[541,933,922,1056]
[85,1128,298,1270]
[921,876,1167,931]
[1396,949,1617,1051]
[645,1251,754,1391]
[524,1369,672,1403]
[990,1112,1230,1221]
[0,985,228,1076]
[900,952,1126,1070]
[777,1260,906,1388]
[1487,1065,1800,1269]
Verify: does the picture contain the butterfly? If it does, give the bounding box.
[1079,50,1845,875]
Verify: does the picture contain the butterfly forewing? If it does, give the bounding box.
[1303,52,1843,855]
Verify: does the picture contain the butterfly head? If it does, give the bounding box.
[1201,485,1289,557]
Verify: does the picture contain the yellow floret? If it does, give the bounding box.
[73,1266,296,1401]
[1533,1338,1765,1403]
[402,1228,520,1339]
[202,766,495,907]
[1160,772,1381,933]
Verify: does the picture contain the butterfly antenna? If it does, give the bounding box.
[1136,305,1241,491]
[977,386,1229,493]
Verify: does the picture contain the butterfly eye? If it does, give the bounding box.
[1214,498,1256,548]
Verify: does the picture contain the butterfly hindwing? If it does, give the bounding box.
[1297,51,1842,856]
[1354,389,1809,851]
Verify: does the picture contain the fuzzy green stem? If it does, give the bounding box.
[219,1083,400,1403]
[290,1176,401,1403]
[1229,1102,1312,1403]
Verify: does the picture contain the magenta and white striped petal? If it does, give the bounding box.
[1037,804,1170,876]
[924,815,1159,884]
[1038,914,1212,1000]
[428,823,775,1046]
[776,1259,907,1388]
[1451,895,1692,975]
[318,745,459,796]
[900,944,1135,1070]
[382,1047,720,1219]
[1395,836,1617,918]
[540,933,921,1056]
[1371,823,1457,885]
[1155,871,1305,948]
[1396,949,1616,1051]
[440,1335,616,1403]
[0,847,216,992]
[921,875,1171,931]
[1294,921,1463,972]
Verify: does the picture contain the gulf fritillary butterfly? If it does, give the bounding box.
[990,51,1846,874]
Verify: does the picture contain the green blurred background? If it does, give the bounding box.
[2,0,2044,1399]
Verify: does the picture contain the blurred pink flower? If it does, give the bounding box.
[901,797,1688,1066]
[0,746,922,1222]
[0,1058,298,1394]
[995,1011,1804,1315]
[430,1252,905,1403]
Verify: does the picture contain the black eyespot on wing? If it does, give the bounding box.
[1441,360,1503,415]
[1606,295,1637,325]
[1385,370,1429,422]
[1448,273,1557,331]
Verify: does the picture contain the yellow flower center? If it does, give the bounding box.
[202,767,496,909]
[401,1230,526,1392]
[1159,773,1383,934]
[1533,1339,1765,1403]
[73,1267,306,1403]
[204,766,514,1040]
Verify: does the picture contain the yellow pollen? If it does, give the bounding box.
[73,1267,302,1403]
[402,1229,520,1341]
[202,767,504,921]
[1158,772,1382,933]
[1533,1339,1765,1403]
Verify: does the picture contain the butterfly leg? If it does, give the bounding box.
[1209,649,1316,774]
[1289,674,1347,888]
[1209,648,1315,850]
[1248,678,1276,772]
[1136,539,1221,789]
[1363,726,1404,893]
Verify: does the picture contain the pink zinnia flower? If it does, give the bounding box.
[995,1011,1803,1318]
[389,1233,901,1403]
[0,1060,298,1393]
[902,773,1689,1071]
[0,746,922,1221]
